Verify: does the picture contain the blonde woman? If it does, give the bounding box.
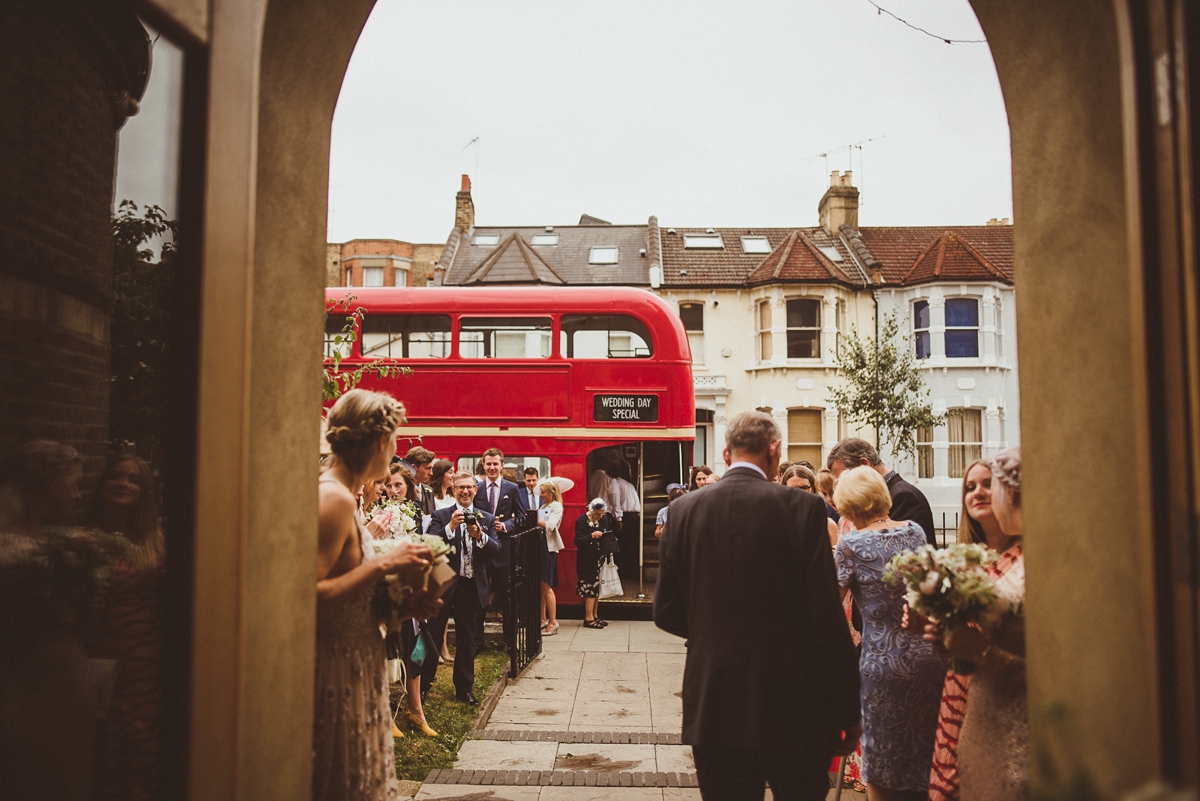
[314,389,442,801]
[535,480,565,635]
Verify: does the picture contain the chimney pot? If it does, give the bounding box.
[830,170,841,186]
[842,170,853,186]
[818,172,859,232]
[461,174,471,192]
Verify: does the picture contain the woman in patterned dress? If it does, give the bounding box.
[314,390,442,801]
[926,458,1012,800]
[834,467,943,801]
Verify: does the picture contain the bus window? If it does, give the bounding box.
[460,317,552,359]
[560,315,653,359]
[361,314,452,359]
[325,317,352,359]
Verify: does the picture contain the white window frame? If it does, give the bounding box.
[472,233,500,246]
[945,297,981,359]
[530,233,558,246]
[756,300,773,362]
[589,246,619,264]
[682,234,724,249]
[914,299,931,360]
[740,236,771,254]
[785,298,821,360]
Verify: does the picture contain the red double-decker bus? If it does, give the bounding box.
[325,286,695,607]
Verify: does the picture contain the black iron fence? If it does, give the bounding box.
[506,511,543,676]
[932,511,961,548]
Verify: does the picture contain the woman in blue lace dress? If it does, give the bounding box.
[834,466,943,801]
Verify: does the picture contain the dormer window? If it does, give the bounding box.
[472,234,500,246]
[589,246,619,264]
[741,236,771,254]
[682,234,724,249]
[530,233,558,246]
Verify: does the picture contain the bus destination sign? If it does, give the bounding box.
[594,394,659,423]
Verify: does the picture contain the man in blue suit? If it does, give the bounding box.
[476,448,528,647]
[425,471,499,705]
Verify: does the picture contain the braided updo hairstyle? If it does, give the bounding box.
[324,389,407,474]
[990,446,1021,506]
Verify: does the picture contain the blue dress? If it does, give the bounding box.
[835,522,943,792]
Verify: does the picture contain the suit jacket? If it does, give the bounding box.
[414,483,436,517]
[654,466,860,751]
[522,485,541,512]
[427,504,499,608]
[476,477,528,567]
[886,471,937,546]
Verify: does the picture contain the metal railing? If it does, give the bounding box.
[932,511,962,548]
[506,511,544,676]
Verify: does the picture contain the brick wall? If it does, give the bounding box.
[331,239,415,287]
[0,1,148,485]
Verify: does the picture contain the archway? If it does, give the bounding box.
[122,0,1200,797]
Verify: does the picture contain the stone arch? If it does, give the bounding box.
[180,0,1180,797]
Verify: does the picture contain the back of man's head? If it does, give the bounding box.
[826,438,881,470]
[725,411,780,457]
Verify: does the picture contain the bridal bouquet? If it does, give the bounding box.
[370,519,458,624]
[884,543,1015,672]
[369,497,421,539]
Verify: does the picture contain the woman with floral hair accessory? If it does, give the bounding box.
[314,389,442,801]
[925,447,1027,801]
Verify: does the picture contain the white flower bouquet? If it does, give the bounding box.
[370,520,458,624]
[884,543,1015,673]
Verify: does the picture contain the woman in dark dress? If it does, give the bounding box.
[574,498,618,628]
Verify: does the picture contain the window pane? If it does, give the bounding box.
[788,445,823,466]
[917,423,934,479]
[945,330,979,358]
[741,236,771,254]
[682,234,724,249]
[473,234,500,246]
[687,332,704,364]
[561,314,653,358]
[945,298,979,327]
[758,301,772,330]
[530,234,558,246]
[786,329,820,359]
[589,246,619,264]
[916,331,931,360]
[786,299,819,329]
[325,317,352,359]
[787,409,823,443]
[679,303,703,331]
[948,410,983,480]
[362,266,384,287]
[459,317,552,359]
[759,331,773,361]
[361,314,451,359]
[914,300,930,330]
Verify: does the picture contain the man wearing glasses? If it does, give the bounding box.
[424,472,499,704]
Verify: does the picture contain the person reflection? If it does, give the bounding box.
[0,441,94,801]
[86,454,165,801]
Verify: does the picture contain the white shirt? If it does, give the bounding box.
[727,461,768,480]
[445,503,479,576]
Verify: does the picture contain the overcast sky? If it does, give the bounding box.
[328,0,1010,244]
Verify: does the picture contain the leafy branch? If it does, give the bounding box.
[322,295,409,401]
[827,311,945,461]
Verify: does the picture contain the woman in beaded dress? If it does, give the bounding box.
[314,390,441,801]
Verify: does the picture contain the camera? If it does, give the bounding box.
[463,511,478,529]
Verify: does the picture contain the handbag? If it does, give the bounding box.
[598,555,622,599]
[410,629,435,666]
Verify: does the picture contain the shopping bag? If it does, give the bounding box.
[598,555,622,599]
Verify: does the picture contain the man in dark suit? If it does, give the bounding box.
[476,448,528,646]
[522,467,541,511]
[655,412,860,800]
[827,437,938,547]
[405,445,438,516]
[424,471,499,705]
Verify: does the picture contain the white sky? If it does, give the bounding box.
[328,0,1010,244]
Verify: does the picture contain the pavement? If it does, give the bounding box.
[413,620,863,801]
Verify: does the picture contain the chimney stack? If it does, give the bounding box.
[455,174,475,233]
[818,170,859,232]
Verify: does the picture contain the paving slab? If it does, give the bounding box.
[455,741,559,772]
[414,786,543,800]
[540,788,664,801]
[553,742,657,773]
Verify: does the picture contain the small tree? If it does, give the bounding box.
[322,295,407,400]
[827,311,945,462]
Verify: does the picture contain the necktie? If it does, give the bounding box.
[489,483,497,513]
[461,514,474,578]
[529,490,536,509]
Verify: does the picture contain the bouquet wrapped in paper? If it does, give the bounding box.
[370,527,457,624]
[884,543,1016,673]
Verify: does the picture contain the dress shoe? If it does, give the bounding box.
[458,692,480,706]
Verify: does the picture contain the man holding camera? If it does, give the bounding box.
[425,471,499,704]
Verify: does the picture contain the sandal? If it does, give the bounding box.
[596,619,609,627]
[583,619,604,629]
[542,622,560,636]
